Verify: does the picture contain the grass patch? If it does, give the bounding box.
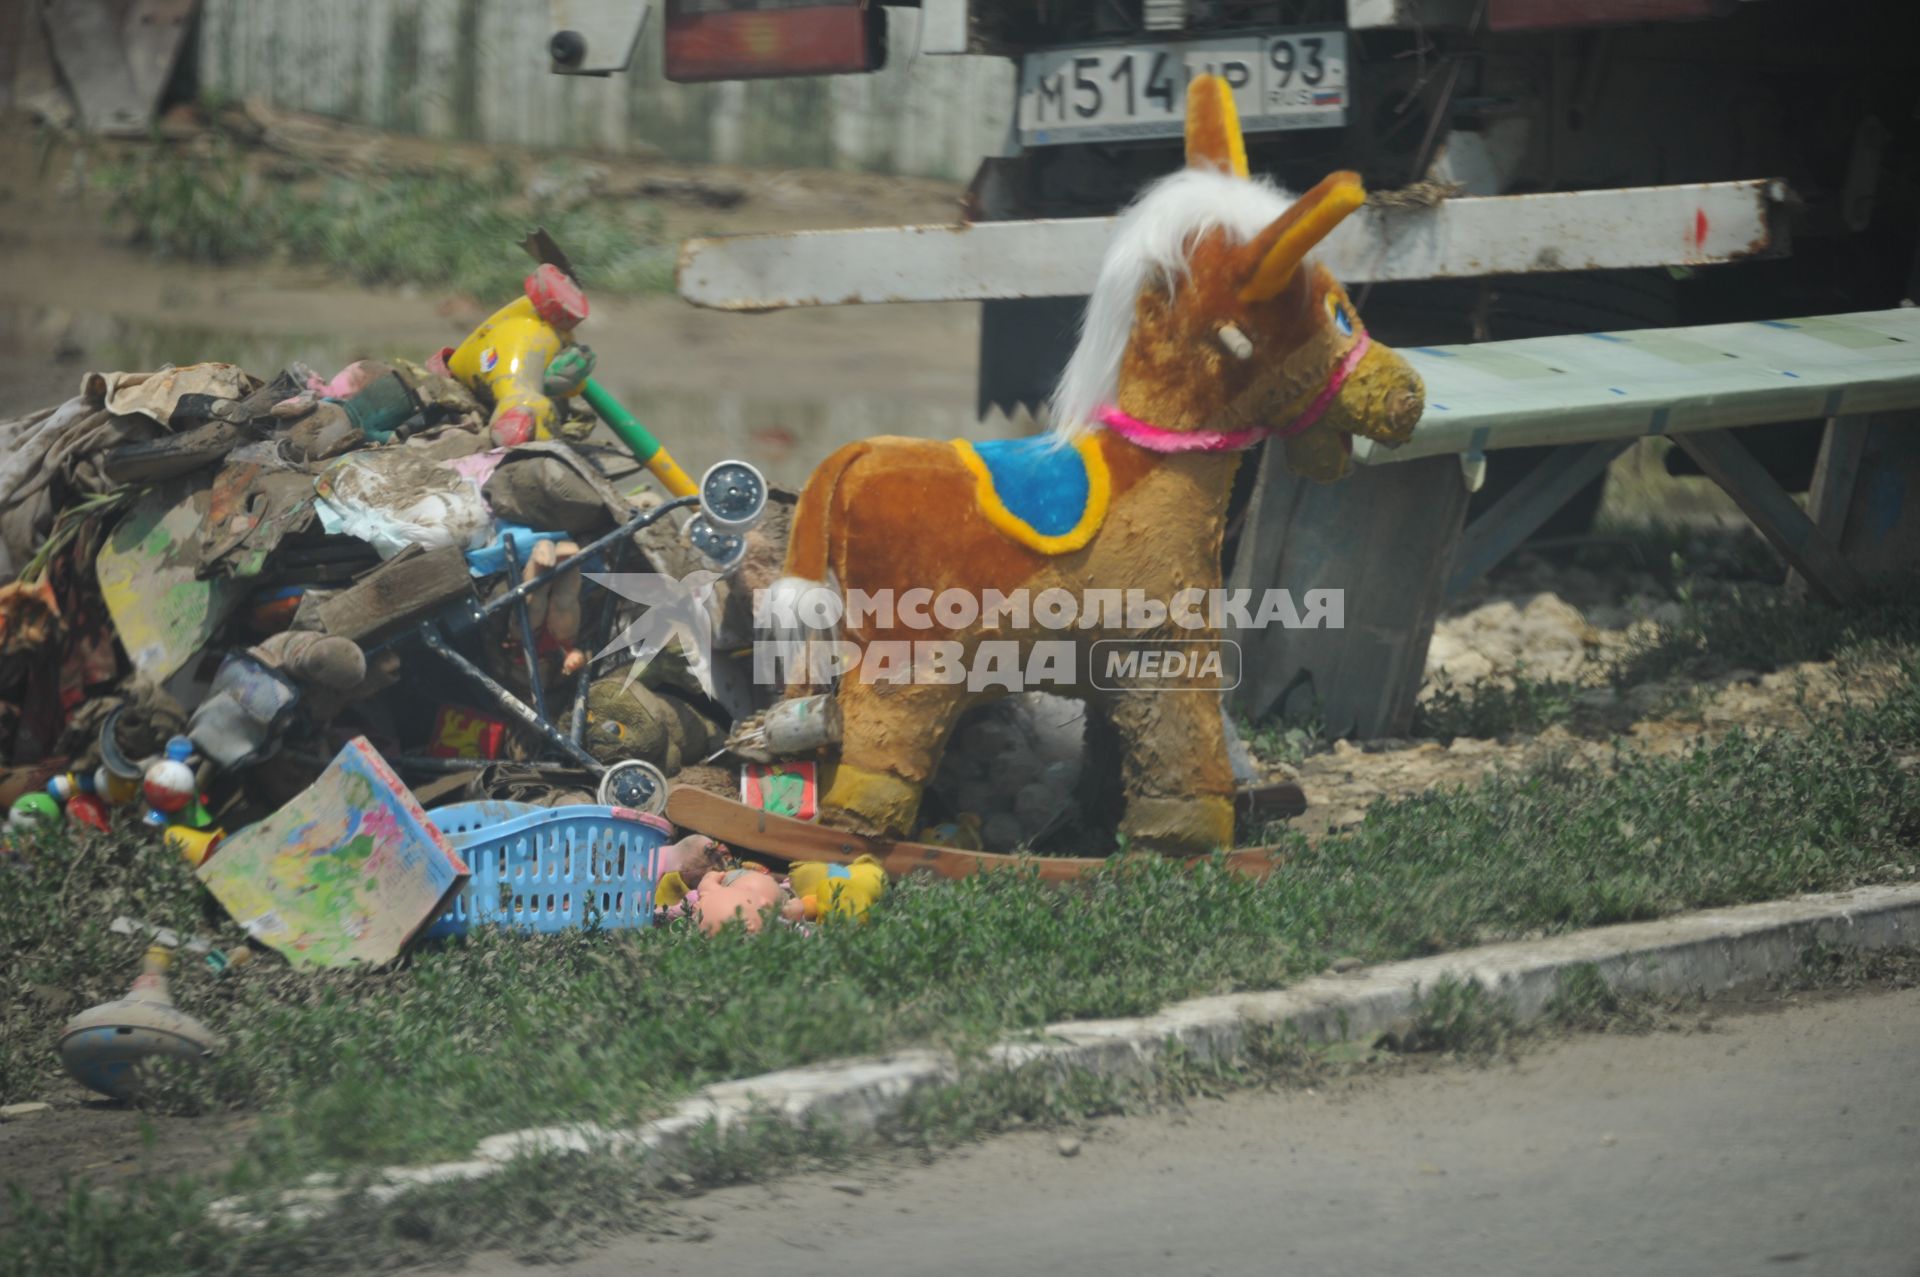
[1239,714,1325,767]
[94,139,674,297]
[1414,665,1579,741]
[7,651,1918,1172]
[0,1125,828,1277]
[1612,582,1920,689]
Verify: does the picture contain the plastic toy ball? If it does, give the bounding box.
[95,765,139,807]
[142,738,198,816]
[8,792,63,830]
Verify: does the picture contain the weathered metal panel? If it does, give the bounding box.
[197,0,1014,181]
[919,0,970,53]
[676,179,1790,311]
[1354,309,1920,465]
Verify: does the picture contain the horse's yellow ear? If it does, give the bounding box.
[1184,74,1248,177]
[1236,171,1366,302]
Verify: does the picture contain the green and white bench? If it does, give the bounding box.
[1229,308,1920,736]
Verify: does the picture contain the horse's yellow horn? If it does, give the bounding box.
[1184,74,1248,178]
[1236,171,1367,302]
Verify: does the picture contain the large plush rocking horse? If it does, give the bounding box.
[773,75,1424,854]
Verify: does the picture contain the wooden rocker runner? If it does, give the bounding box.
[666,786,1292,883]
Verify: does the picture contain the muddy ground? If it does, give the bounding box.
[0,122,994,487]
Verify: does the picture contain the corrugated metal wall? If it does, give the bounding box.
[194,0,1015,181]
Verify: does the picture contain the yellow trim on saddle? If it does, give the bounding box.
[951,435,1111,556]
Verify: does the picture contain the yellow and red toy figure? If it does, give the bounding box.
[447,264,591,446]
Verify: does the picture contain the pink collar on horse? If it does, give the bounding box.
[1098,332,1372,454]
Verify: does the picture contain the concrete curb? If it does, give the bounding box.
[215,881,1920,1227]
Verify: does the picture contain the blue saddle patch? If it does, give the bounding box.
[952,434,1111,554]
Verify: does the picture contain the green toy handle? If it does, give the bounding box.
[581,377,697,498]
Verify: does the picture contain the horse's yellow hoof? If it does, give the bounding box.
[1120,794,1235,856]
[820,762,923,836]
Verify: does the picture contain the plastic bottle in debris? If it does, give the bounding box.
[732,694,843,761]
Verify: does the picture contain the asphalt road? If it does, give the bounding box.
[461,986,1920,1277]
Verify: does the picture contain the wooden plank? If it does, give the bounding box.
[1358,309,1920,464]
[1227,451,1470,739]
[44,0,153,134]
[1446,441,1631,597]
[123,0,198,112]
[665,786,1289,882]
[677,181,1789,311]
[101,420,251,486]
[1787,414,1871,598]
[1674,429,1866,606]
[314,544,476,645]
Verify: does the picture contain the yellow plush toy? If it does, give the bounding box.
[787,856,888,922]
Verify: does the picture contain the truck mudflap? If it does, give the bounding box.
[675,179,1792,313]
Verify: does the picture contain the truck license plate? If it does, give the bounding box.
[1017,31,1348,147]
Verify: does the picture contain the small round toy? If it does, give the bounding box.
[598,759,668,814]
[8,792,62,831]
[142,737,198,815]
[684,513,746,572]
[46,771,93,803]
[698,459,768,532]
[94,765,139,807]
[59,946,225,1101]
[66,792,111,833]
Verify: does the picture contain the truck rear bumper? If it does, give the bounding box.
[675,179,1792,312]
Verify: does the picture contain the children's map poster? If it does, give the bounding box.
[197,737,469,968]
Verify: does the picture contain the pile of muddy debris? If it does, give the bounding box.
[1,261,804,932]
[0,261,943,1099]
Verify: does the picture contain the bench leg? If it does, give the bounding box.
[1445,441,1631,598]
[1227,450,1469,739]
[1674,428,1865,605]
[1787,415,1871,598]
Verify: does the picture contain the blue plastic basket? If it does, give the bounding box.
[427,800,542,838]
[421,804,670,939]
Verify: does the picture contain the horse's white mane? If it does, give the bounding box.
[1049,166,1295,438]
